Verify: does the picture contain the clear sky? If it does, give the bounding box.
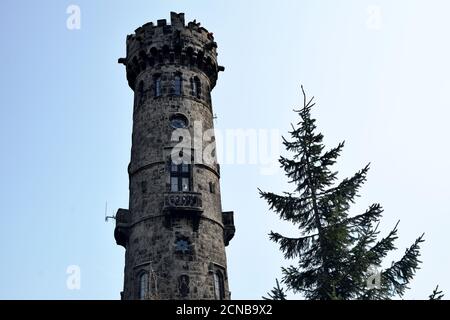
[0,0,449,299]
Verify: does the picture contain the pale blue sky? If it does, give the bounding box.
[0,0,449,299]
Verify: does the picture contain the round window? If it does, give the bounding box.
[170,114,189,129]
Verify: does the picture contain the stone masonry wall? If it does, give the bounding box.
[116,12,232,300]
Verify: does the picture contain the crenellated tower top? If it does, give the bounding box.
[118,12,225,90]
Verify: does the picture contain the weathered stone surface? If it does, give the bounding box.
[115,12,233,300]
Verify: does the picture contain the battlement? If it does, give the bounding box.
[118,12,224,90]
[130,12,213,42]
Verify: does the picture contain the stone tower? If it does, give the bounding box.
[114,12,235,300]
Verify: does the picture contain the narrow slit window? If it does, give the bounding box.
[154,75,162,97]
[214,271,225,300]
[209,182,215,194]
[174,73,182,96]
[141,181,148,194]
[139,272,149,300]
[191,77,201,98]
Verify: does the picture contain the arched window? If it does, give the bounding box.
[154,74,162,97]
[139,272,149,300]
[214,271,225,300]
[191,77,201,98]
[174,73,182,96]
[178,275,190,298]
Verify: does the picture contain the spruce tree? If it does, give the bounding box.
[260,86,426,300]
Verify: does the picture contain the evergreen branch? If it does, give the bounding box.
[301,85,315,110]
[366,222,399,264]
[263,279,287,300]
[320,141,345,167]
[269,231,318,259]
[282,265,322,297]
[429,285,444,300]
[323,164,370,197]
[381,234,425,297]
[317,164,371,222]
[258,189,314,223]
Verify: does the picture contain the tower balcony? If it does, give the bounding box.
[114,208,130,248]
[163,192,203,214]
[222,211,235,246]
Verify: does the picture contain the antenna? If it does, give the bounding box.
[104,201,116,222]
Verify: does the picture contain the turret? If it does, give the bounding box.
[114,12,234,300]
